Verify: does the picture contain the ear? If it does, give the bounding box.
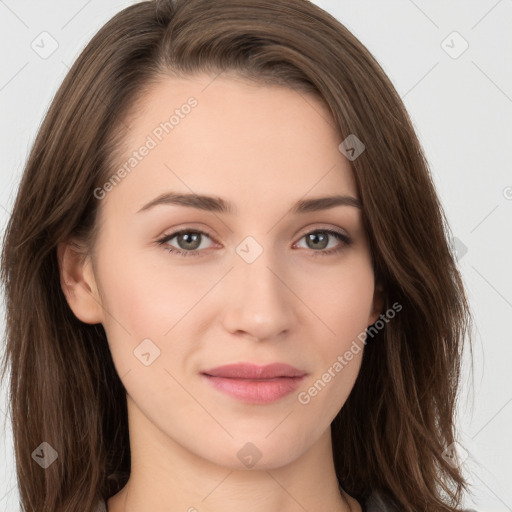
[368,280,384,326]
[57,240,104,324]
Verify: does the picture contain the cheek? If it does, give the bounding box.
[96,240,202,334]
[299,256,374,401]
[94,242,218,381]
[310,254,375,341]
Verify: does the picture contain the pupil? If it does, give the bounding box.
[307,233,327,250]
[179,232,201,250]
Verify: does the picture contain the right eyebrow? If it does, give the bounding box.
[137,192,235,215]
[136,191,362,216]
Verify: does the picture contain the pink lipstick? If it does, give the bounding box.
[200,363,306,404]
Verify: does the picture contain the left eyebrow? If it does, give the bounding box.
[292,195,362,213]
[136,192,362,215]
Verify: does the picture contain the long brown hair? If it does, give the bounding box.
[1,0,473,510]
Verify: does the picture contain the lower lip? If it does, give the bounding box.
[201,374,305,404]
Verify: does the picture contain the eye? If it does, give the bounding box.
[294,229,352,256]
[157,229,216,257]
[157,227,352,258]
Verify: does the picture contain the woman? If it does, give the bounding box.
[0,0,475,511]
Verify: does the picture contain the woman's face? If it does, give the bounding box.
[84,73,380,469]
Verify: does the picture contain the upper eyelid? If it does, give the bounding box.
[158,225,350,247]
[158,228,216,244]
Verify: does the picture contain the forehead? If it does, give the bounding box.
[105,73,358,215]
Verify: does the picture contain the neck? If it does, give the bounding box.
[107,396,361,512]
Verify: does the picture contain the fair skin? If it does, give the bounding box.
[59,72,381,512]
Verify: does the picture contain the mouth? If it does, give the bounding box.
[200,363,307,404]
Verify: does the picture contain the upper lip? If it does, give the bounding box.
[201,363,306,379]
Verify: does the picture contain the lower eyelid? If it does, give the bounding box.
[158,230,215,253]
[294,231,351,255]
[158,229,351,256]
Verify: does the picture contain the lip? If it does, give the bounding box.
[200,363,307,404]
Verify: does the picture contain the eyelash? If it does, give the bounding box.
[157,228,352,258]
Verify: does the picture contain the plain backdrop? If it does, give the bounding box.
[1,1,511,511]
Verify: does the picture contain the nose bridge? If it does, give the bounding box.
[221,236,296,341]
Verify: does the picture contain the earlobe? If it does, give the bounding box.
[57,240,104,325]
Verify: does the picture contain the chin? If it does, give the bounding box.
[190,433,310,471]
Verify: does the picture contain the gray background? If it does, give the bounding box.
[1,1,511,510]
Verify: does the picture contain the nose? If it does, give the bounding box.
[220,246,297,342]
